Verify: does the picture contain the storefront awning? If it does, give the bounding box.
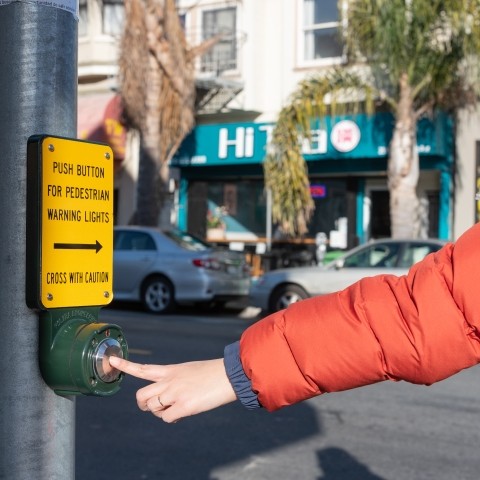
[77,93,126,166]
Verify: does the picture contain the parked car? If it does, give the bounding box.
[250,238,447,313]
[113,226,250,313]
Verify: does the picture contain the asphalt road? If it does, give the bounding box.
[76,304,480,480]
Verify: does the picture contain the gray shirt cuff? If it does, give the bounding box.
[224,341,261,409]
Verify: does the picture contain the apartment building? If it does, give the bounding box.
[78,0,480,247]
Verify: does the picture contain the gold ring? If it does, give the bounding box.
[158,396,164,407]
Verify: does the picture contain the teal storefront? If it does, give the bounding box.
[171,112,453,249]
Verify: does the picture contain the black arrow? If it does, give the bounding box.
[54,240,103,253]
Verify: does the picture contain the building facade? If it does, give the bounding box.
[78,0,137,226]
[77,0,480,250]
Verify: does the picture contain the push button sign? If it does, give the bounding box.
[26,135,114,309]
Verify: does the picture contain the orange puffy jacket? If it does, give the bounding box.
[240,223,480,412]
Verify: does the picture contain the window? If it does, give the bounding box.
[103,0,125,36]
[307,179,347,238]
[342,243,401,268]
[178,13,186,31]
[114,231,156,251]
[301,0,343,63]
[201,8,237,73]
[398,243,441,268]
[79,0,88,37]
[163,230,209,252]
[206,180,266,236]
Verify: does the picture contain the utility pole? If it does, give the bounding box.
[0,2,78,478]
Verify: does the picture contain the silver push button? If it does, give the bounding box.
[93,338,124,383]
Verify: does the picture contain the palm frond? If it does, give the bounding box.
[263,69,375,236]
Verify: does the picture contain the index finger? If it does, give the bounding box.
[109,356,162,381]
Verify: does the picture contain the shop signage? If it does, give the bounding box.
[172,113,449,168]
[330,120,361,152]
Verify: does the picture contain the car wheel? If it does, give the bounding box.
[269,284,309,312]
[141,275,175,314]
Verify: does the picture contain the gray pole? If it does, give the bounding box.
[0,3,77,479]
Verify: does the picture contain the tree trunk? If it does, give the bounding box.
[135,53,164,226]
[121,0,207,228]
[388,73,420,238]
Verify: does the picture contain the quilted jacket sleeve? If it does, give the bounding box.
[239,223,480,411]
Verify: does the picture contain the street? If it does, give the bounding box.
[76,304,480,480]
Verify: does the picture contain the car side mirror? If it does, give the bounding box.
[334,259,344,270]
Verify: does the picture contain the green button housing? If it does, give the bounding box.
[39,307,128,396]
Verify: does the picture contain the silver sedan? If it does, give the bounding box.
[113,226,250,313]
[250,238,447,313]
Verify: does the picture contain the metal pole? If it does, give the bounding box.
[0,3,77,479]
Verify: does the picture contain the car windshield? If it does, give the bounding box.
[342,243,402,268]
[338,241,442,269]
[163,230,210,252]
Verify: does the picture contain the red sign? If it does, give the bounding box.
[310,184,327,198]
[330,120,361,153]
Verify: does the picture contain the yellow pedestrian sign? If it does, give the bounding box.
[26,135,114,309]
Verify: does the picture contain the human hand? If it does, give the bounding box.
[109,356,237,423]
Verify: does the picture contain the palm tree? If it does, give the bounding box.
[119,0,217,226]
[265,0,480,238]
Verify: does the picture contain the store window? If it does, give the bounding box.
[188,178,354,243]
[307,179,348,238]
[192,179,351,240]
[301,0,343,63]
[103,0,125,36]
[79,0,88,37]
[204,180,266,237]
[201,7,237,74]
